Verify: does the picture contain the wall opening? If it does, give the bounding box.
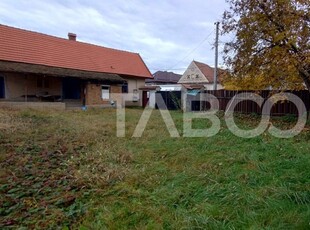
[142,91,149,108]
[62,78,81,99]
[122,82,128,93]
[0,76,5,98]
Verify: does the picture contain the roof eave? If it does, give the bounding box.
[0,60,125,82]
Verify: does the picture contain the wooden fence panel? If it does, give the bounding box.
[203,90,310,116]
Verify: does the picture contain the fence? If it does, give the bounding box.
[155,91,181,110]
[202,90,310,116]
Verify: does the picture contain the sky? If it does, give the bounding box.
[0,0,230,74]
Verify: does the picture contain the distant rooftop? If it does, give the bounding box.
[146,71,182,84]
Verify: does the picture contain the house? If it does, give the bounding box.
[178,61,224,112]
[0,24,152,109]
[139,70,182,109]
[146,71,181,85]
[178,60,224,90]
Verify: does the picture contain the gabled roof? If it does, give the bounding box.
[146,71,181,84]
[0,24,152,79]
[193,61,216,83]
[178,60,223,84]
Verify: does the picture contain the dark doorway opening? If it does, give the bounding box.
[0,77,5,98]
[62,78,81,99]
[142,91,149,108]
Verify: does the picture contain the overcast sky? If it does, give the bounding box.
[0,0,230,74]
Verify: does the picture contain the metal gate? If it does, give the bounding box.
[155,91,181,110]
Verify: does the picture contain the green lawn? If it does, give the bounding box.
[0,108,310,229]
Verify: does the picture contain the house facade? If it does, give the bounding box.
[178,61,224,112]
[178,60,224,90]
[0,24,152,109]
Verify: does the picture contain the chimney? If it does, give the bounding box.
[68,33,77,41]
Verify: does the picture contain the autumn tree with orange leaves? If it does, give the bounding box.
[222,0,310,91]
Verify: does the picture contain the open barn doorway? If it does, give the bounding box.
[0,76,5,98]
[62,78,81,99]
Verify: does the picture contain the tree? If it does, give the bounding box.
[222,0,310,91]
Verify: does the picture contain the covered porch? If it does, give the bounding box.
[0,61,125,109]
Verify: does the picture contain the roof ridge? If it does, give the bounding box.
[0,23,139,55]
[193,60,213,68]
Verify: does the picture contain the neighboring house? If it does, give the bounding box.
[178,61,224,112]
[0,24,152,109]
[141,71,182,109]
[178,60,224,90]
[146,71,181,85]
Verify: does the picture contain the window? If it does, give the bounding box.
[101,85,110,99]
[122,82,128,93]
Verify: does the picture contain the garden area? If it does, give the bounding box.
[0,108,310,229]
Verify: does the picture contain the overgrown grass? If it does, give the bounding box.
[0,108,310,229]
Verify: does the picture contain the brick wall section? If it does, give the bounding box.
[85,84,102,105]
[85,83,121,106]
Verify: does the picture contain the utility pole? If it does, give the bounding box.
[213,22,220,90]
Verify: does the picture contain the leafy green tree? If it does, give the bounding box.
[222,0,310,91]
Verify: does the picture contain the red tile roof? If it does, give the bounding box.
[0,24,152,78]
[193,61,215,83]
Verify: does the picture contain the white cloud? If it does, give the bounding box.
[0,0,229,74]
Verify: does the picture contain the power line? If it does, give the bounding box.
[164,29,215,71]
[150,63,226,73]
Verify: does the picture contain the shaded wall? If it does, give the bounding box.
[1,72,62,100]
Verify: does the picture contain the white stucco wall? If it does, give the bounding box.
[122,77,146,107]
[178,61,224,89]
[178,61,209,84]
